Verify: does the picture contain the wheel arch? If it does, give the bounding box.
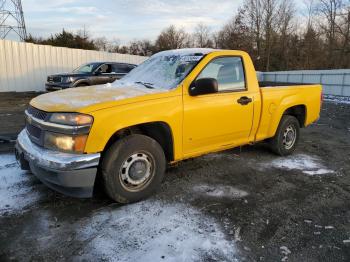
[268,104,307,138]
[282,104,307,127]
[103,121,175,162]
[73,79,90,87]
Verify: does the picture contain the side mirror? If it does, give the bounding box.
[94,70,102,76]
[189,78,218,96]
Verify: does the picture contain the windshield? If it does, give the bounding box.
[73,63,100,73]
[120,50,209,89]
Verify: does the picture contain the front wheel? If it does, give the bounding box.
[101,134,166,203]
[269,115,300,156]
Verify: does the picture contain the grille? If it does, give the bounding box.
[26,123,41,139]
[47,76,62,83]
[27,106,48,121]
[53,76,62,82]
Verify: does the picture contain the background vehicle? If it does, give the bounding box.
[17,49,322,203]
[45,62,137,91]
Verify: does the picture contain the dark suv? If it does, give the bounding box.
[45,62,137,91]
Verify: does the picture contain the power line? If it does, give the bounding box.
[0,0,27,40]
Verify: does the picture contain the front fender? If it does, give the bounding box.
[84,95,183,160]
[73,79,90,87]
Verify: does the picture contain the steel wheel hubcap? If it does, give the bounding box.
[283,125,296,150]
[119,152,154,191]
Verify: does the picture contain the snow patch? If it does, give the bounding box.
[77,200,238,262]
[303,169,334,175]
[263,154,334,176]
[0,154,41,215]
[324,95,350,105]
[193,184,249,199]
[32,84,168,109]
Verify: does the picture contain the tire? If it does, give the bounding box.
[101,134,166,203]
[269,115,300,156]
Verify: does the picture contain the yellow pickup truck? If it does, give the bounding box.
[15,49,322,203]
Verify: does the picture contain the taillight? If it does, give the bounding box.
[320,92,323,108]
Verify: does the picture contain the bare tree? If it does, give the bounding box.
[211,31,220,48]
[262,0,279,71]
[277,0,296,69]
[217,9,252,51]
[337,1,350,66]
[304,0,316,29]
[317,0,343,66]
[155,25,189,51]
[128,40,154,56]
[193,23,213,47]
[94,37,109,51]
[243,0,264,64]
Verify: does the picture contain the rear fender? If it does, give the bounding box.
[266,95,305,138]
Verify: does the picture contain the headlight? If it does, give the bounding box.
[49,113,93,126]
[44,113,93,153]
[61,76,74,83]
[44,132,88,153]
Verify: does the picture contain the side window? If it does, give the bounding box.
[112,64,132,73]
[196,57,246,92]
[99,64,112,74]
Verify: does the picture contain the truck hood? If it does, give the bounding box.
[30,83,170,113]
[49,72,89,77]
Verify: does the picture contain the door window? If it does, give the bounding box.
[196,57,246,92]
[99,64,112,74]
[112,64,132,74]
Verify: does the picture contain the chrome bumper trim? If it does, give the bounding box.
[16,130,100,171]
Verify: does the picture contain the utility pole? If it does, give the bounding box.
[0,0,27,41]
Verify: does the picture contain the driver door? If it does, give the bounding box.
[94,64,114,85]
[183,56,254,157]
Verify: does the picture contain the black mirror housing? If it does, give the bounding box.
[189,78,218,96]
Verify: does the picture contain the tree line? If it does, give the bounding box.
[26,0,350,71]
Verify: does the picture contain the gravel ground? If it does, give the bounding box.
[0,93,349,262]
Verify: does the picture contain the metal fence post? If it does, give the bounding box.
[341,73,346,96]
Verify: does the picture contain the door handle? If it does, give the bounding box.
[237,96,252,105]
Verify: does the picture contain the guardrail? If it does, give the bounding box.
[261,70,350,96]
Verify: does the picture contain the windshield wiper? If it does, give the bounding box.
[135,81,155,89]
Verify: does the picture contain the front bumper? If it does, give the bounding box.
[45,82,72,91]
[15,130,100,198]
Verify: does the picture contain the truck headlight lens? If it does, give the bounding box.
[61,76,74,83]
[44,132,88,153]
[49,113,93,126]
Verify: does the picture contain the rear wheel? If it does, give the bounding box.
[101,134,166,203]
[269,115,300,156]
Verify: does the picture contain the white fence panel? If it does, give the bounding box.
[261,69,350,97]
[0,39,147,92]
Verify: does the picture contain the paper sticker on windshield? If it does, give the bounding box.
[180,55,203,62]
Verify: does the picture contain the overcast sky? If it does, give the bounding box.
[20,0,305,44]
